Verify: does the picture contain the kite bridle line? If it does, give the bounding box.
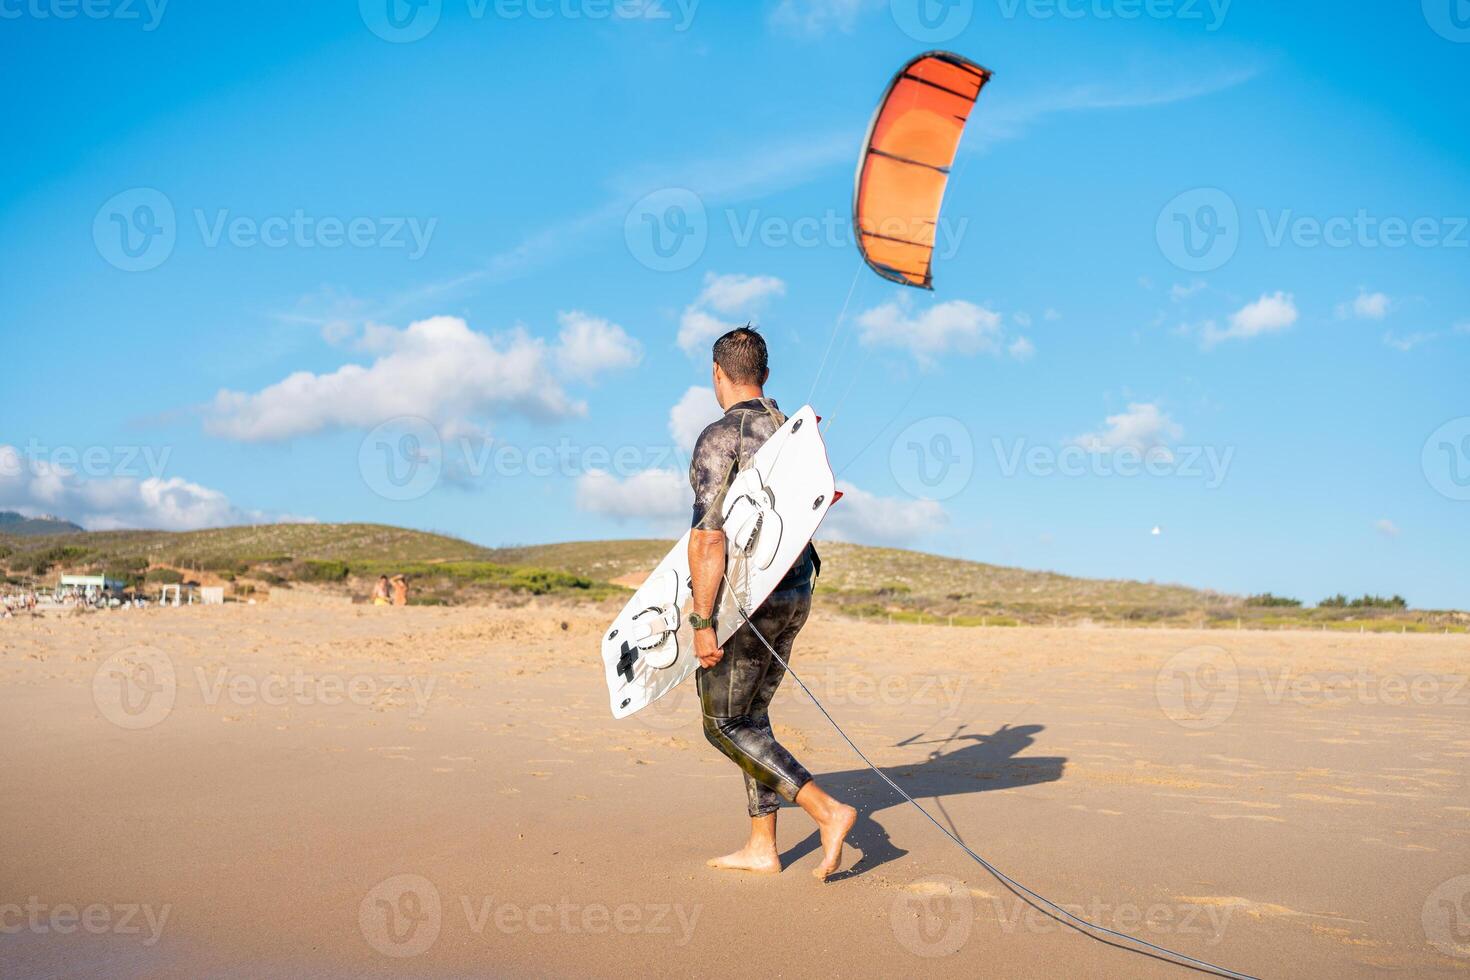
[804,265,864,412]
[726,598,1263,980]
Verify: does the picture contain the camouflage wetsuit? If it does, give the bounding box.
[689,396,818,817]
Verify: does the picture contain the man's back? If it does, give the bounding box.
[688,397,785,531]
[689,396,816,593]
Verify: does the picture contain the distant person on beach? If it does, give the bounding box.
[372,575,391,607]
[390,575,408,607]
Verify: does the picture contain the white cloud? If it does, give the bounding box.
[677,308,738,357]
[669,386,720,454]
[575,468,688,526]
[1337,289,1391,321]
[767,0,880,36]
[555,310,642,382]
[1201,291,1298,347]
[1170,279,1207,302]
[1071,403,1182,456]
[1008,336,1036,362]
[1374,518,1400,538]
[857,300,1007,363]
[677,273,786,356]
[206,315,582,442]
[0,445,310,531]
[697,272,786,316]
[1382,330,1435,352]
[818,481,946,546]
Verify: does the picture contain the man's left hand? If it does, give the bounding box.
[694,628,723,669]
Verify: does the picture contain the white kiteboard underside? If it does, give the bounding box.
[600,405,836,719]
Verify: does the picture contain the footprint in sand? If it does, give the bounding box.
[1208,813,1285,822]
[1290,793,1372,806]
[1175,895,1364,926]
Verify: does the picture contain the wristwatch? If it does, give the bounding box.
[687,611,716,631]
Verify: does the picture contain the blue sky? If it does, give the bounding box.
[2,1,1467,608]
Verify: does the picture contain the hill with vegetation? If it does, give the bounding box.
[1,524,1461,630]
[0,511,84,536]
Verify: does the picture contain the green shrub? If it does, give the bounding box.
[299,559,350,582]
[507,568,592,594]
[29,544,91,574]
[1320,593,1407,610]
[1246,593,1302,608]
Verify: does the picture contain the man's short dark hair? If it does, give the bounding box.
[712,326,768,384]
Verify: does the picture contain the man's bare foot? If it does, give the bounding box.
[707,846,780,874]
[811,803,857,879]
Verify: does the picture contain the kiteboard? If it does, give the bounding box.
[600,405,836,719]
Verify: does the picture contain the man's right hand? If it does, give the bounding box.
[694,628,723,669]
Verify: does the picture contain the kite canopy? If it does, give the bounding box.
[853,51,991,289]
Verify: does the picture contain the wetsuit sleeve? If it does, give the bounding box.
[689,423,738,532]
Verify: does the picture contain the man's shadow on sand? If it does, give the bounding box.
[781,723,1065,880]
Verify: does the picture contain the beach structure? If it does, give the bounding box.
[56,574,126,600]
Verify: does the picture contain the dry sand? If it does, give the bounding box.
[1,604,1467,978]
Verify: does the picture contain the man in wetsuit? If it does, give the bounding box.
[687,326,857,878]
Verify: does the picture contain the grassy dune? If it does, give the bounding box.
[2,524,1462,629]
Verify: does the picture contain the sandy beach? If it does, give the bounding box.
[2,603,1467,978]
